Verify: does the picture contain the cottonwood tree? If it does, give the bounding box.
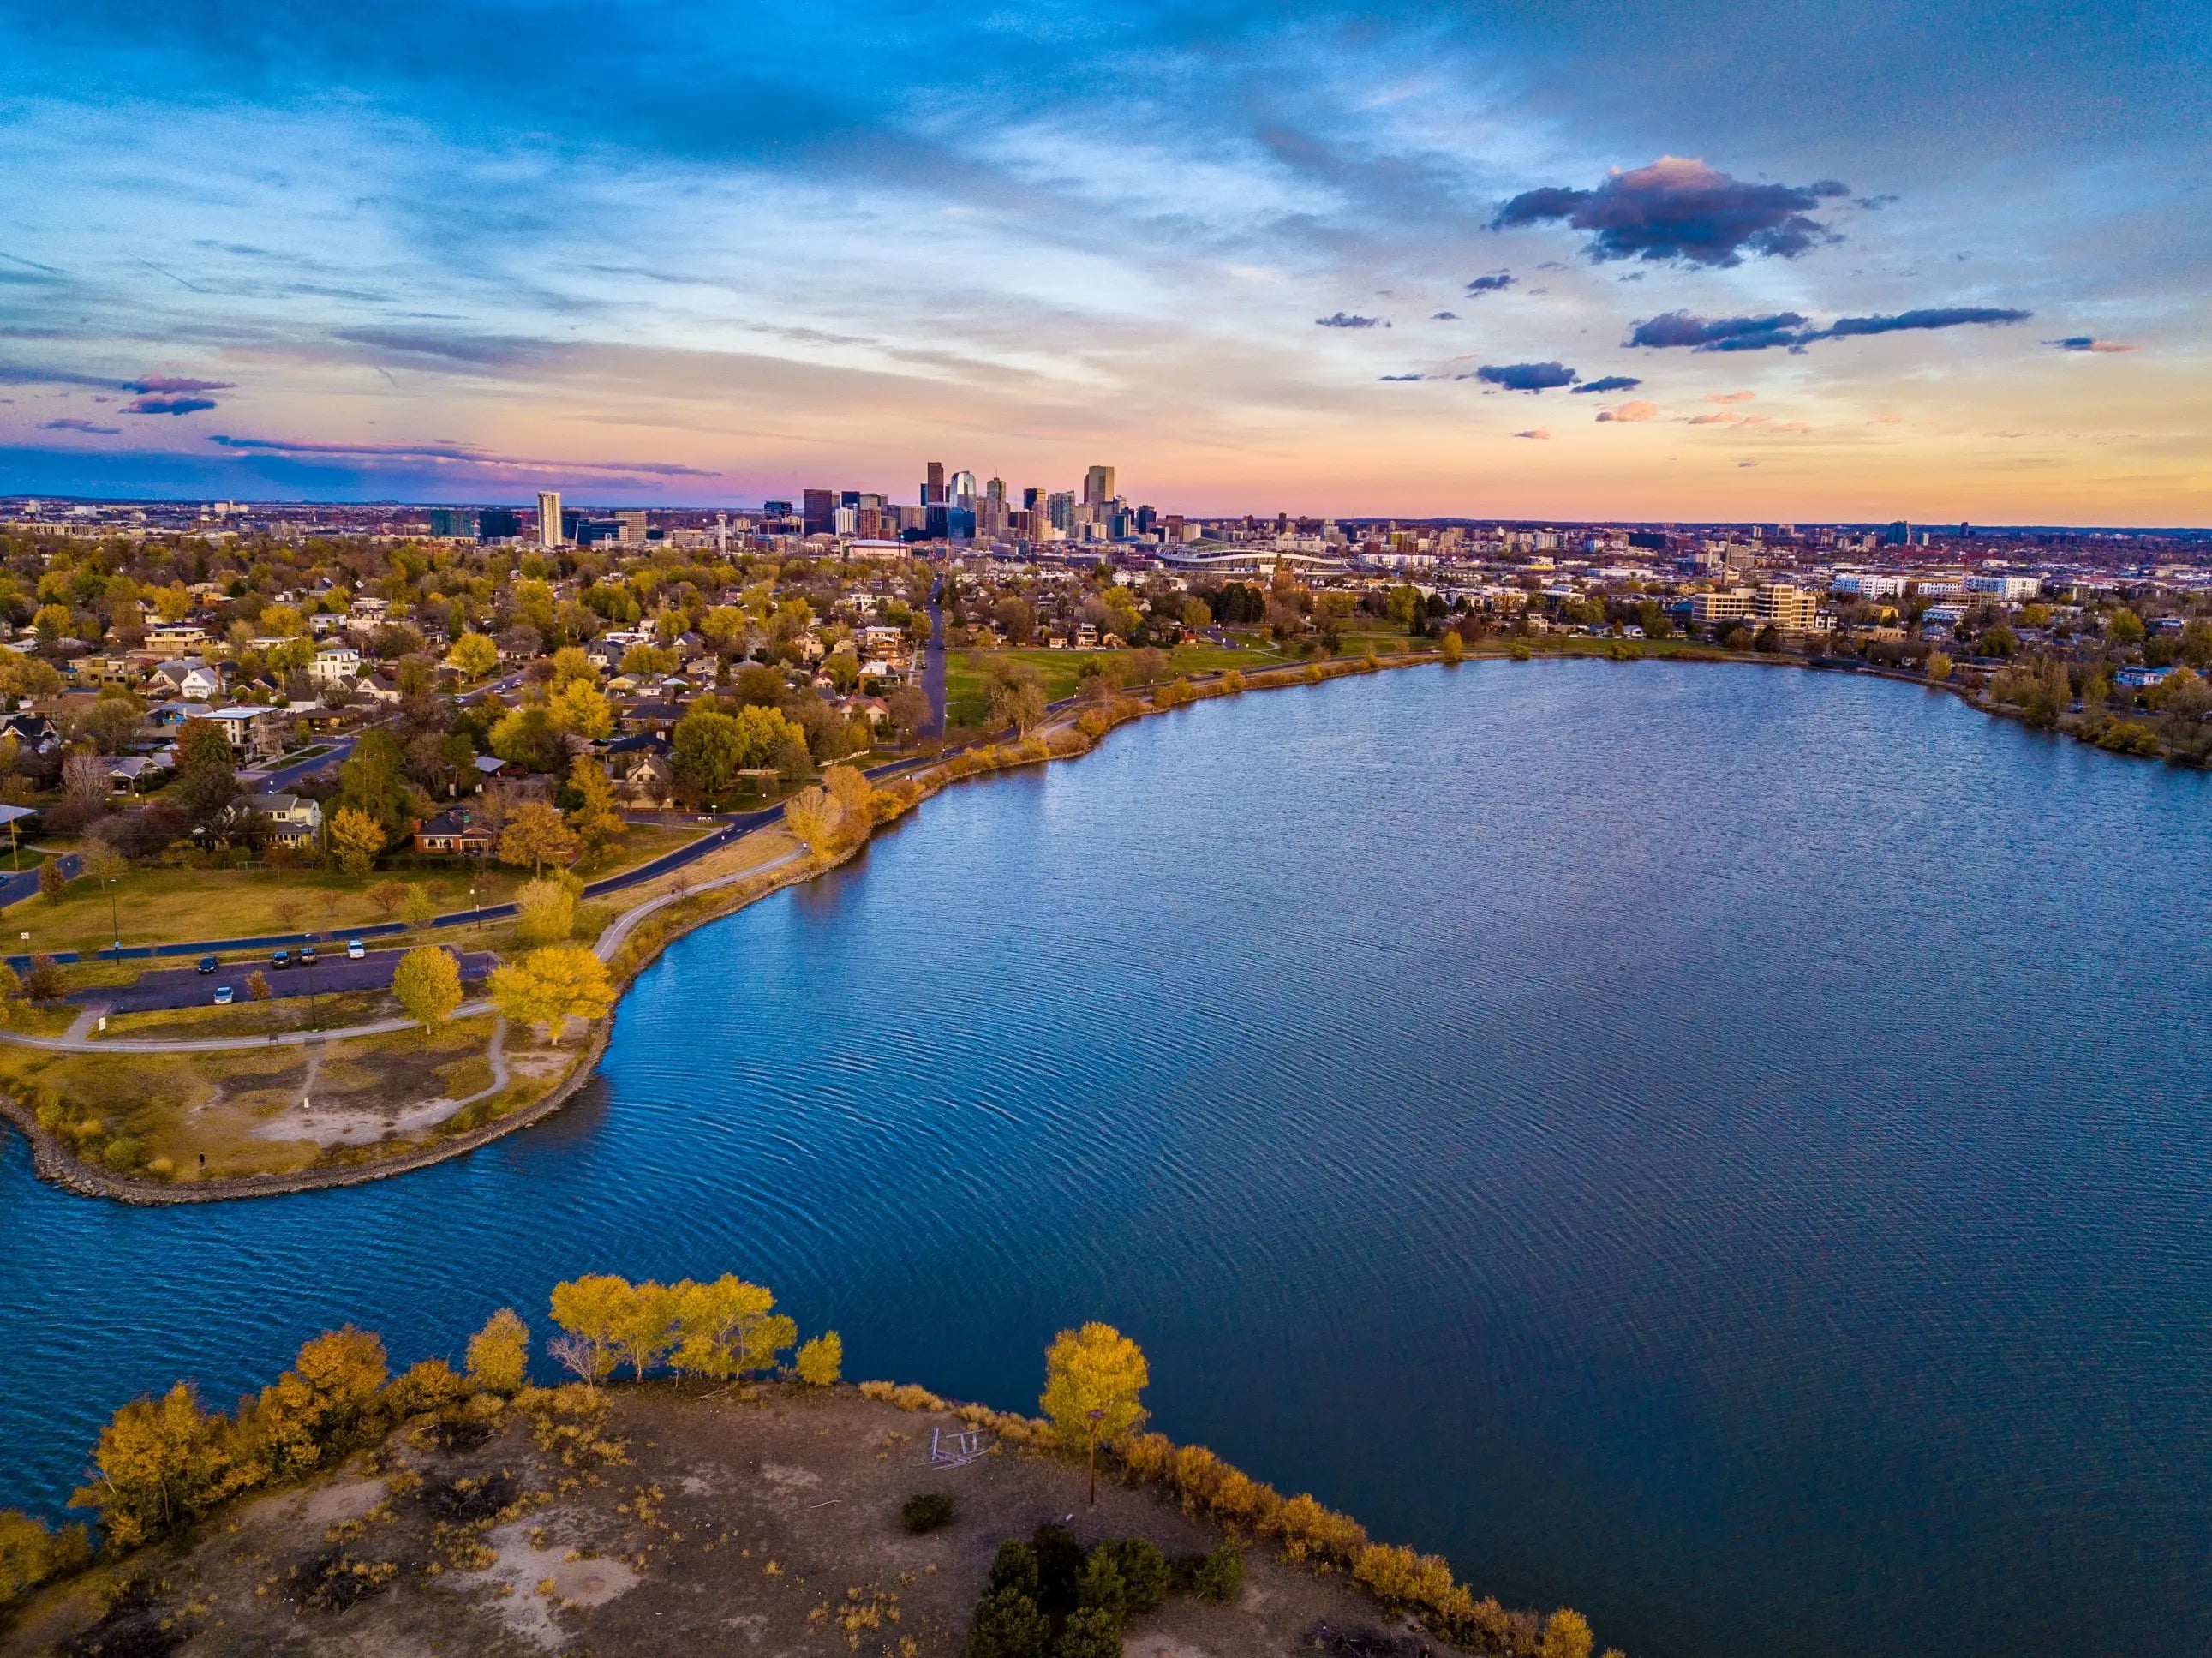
[326,806,386,877]
[487,945,613,1043]
[669,1275,795,1380]
[498,800,579,876]
[392,946,461,1028]
[565,757,625,857]
[465,1308,530,1394]
[1040,1321,1150,1475]
[782,786,838,853]
[547,1273,629,1387]
[445,631,499,680]
[515,877,576,945]
[795,1331,842,1386]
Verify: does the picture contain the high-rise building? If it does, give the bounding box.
[537,490,562,548]
[950,470,977,506]
[1048,491,1076,533]
[427,507,479,539]
[478,507,523,542]
[615,509,649,545]
[1885,519,1913,546]
[923,462,945,505]
[803,488,836,536]
[1084,465,1115,506]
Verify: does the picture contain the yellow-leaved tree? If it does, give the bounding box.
[1040,1322,1150,1504]
[565,756,625,857]
[465,1308,531,1395]
[0,1508,89,1605]
[325,805,386,878]
[498,799,580,877]
[545,678,613,740]
[68,1382,235,1550]
[514,877,577,945]
[488,945,613,1044]
[670,1275,796,1381]
[795,1331,842,1387]
[783,785,838,854]
[240,1326,389,1482]
[547,1273,630,1388]
[445,631,499,680]
[392,944,462,1028]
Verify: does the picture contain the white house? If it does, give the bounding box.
[152,658,224,701]
[254,793,323,847]
[310,645,362,685]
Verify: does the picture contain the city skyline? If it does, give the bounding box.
[0,0,2205,523]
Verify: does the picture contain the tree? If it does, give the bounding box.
[445,630,499,680]
[465,1308,531,1394]
[172,717,237,830]
[887,685,930,745]
[1926,649,1953,682]
[1040,1322,1149,1504]
[393,945,462,1028]
[401,883,437,928]
[2106,608,2146,647]
[795,1331,842,1386]
[1057,1607,1121,1658]
[545,677,613,740]
[610,1281,681,1380]
[498,799,580,875]
[0,1508,89,1605]
[326,805,386,877]
[23,955,63,1003]
[367,879,410,920]
[669,1275,796,1380]
[243,1326,388,1481]
[60,751,109,824]
[784,785,838,853]
[488,945,613,1044]
[489,704,563,773]
[38,858,65,905]
[822,763,873,824]
[991,676,1047,736]
[337,729,428,842]
[1541,1609,1594,1658]
[565,757,625,857]
[1440,631,1465,664]
[965,1587,1051,1658]
[547,1273,630,1387]
[68,1382,235,1550]
[246,970,272,1002]
[515,877,577,944]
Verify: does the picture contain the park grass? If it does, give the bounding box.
[946,643,1281,725]
[0,1014,502,1181]
[98,989,400,1041]
[3,822,702,956]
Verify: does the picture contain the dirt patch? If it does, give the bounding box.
[3,1386,1473,1658]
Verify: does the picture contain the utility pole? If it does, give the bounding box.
[1086,1408,1104,1508]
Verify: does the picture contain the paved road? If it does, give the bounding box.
[920,587,948,741]
[252,737,356,794]
[77,947,496,1014]
[0,851,75,909]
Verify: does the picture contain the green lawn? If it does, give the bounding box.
[946,644,1283,727]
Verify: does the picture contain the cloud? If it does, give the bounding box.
[40,417,121,434]
[1629,310,1810,351]
[1737,458,1759,467]
[2048,335,2135,353]
[1768,421,1812,432]
[1630,306,2030,353]
[1570,374,1641,394]
[1430,311,1458,320]
[1686,412,1739,425]
[1316,312,1383,328]
[1855,195,1900,210]
[1464,272,1514,296]
[1475,361,1578,392]
[1512,428,1550,440]
[123,375,235,394]
[1378,373,1424,381]
[1706,390,1756,403]
[0,365,123,389]
[1595,401,1658,423]
[1492,156,1849,266]
[1825,307,2030,338]
[206,433,714,476]
[126,395,218,415]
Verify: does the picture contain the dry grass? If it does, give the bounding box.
[99,989,399,1040]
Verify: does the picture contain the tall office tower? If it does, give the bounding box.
[478,507,523,542]
[714,512,728,554]
[537,490,562,548]
[982,476,1007,535]
[924,461,945,505]
[950,469,977,506]
[1084,464,1115,506]
[802,488,836,536]
[616,509,649,544]
[1023,486,1045,512]
[834,506,858,536]
[427,506,479,539]
[1048,491,1076,533]
[858,492,887,512]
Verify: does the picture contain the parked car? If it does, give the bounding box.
[213,985,235,1005]
[197,955,218,974]
[346,938,365,960]
[271,949,290,969]
[299,945,317,967]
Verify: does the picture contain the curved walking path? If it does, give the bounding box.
[0,998,495,1054]
[591,845,805,963]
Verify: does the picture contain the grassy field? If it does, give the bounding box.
[0,1014,499,1181]
[945,643,1284,726]
[4,822,700,955]
[98,989,400,1040]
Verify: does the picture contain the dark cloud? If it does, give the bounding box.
[123,375,235,394]
[1628,311,1810,351]
[1825,307,2030,337]
[1512,428,1551,440]
[1429,311,1459,320]
[1464,272,1514,296]
[1856,194,1900,210]
[1570,374,1642,394]
[1316,312,1384,328]
[41,417,121,435]
[126,395,218,415]
[1475,362,1578,392]
[2048,335,2136,353]
[207,433,714,476]
[1378,373,1425,381]
[0,365,123,389]
[1493,156,1848,266]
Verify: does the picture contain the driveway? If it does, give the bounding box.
[77,946,497,1013]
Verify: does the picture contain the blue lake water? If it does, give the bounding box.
[3,660,2209,1658]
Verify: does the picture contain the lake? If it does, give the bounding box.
[3,659,2209,1658]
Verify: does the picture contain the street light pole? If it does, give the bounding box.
[1086,1408,1105,1508]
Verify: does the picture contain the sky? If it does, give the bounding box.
[0,0,2206,523]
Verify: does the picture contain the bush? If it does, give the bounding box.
[901,1492,955,1534]
[1101,1537,1168,1613]
[1055,1607,1121,1658]
[796,1331,842,1386]
[965,1586,1051,1658]
[1075,1547,1125,1619]
[1190,1540,1244,1604]
[465,1308,530,1394]
[988,1540,1039,1599]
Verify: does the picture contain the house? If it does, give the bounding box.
[206,704,288,761]
[103,756,161,793]
[144,622,212,658]
[152,658,224,702]
[620,699,686,734]
[309,645,362,685]
[619,747,674,805]
[413,807,497,856]
[0,712,61,753]
[2115,665,2174,689]
[252,793,322,847]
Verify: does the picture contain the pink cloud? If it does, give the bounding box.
[1513,428,1551,440]
[1705,390,1756,403]
[1595,400,1659,423]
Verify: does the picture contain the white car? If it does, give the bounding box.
[213,985,235,1005]
[346,938,366,960]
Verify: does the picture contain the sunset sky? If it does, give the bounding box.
[1,0,2205,522]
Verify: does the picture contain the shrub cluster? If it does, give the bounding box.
[963,1524,1187,1658]
[1110,1434,1608,1658]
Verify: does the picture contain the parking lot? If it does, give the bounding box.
[81,947,498,1013]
